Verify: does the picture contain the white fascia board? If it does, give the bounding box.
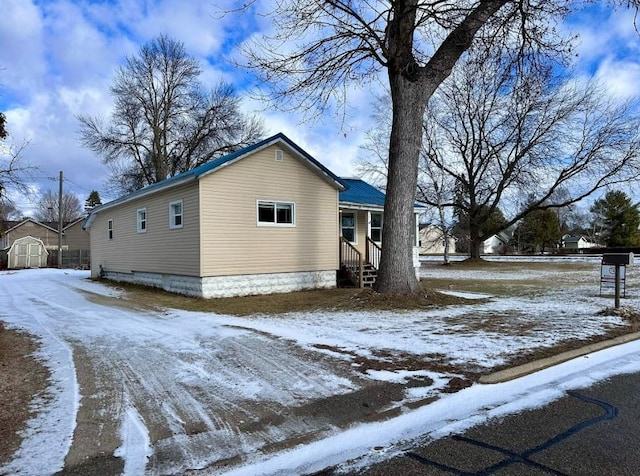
[339,202,385,211]
[83,175,195,228]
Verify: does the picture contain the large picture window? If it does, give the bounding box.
[137,208,147,233]
[170,200,183,229]
[257,201,295,226]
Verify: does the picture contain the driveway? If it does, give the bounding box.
[0,261,638,475]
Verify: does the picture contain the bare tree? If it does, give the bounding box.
[0,112,6,140]
[0,117,33,206]
[0,201,21,222]
[79,34,264,195]
[422,49,640,259]
[357,94,456,264]
[34,190,83,224]
[240,1,639,294]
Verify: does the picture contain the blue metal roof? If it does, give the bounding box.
[339,178,386,207]
[339,178,426,209]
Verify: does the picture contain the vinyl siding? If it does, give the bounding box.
[63,220,90,250]
[340,210,373,255]
[6,222,59,249]
[90,182,200,277]
[199,145,339,276]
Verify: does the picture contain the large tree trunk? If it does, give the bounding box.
[468,219,484,259]
[374,0,508,293]
[469,238,483,260]
[440,210,451,265]
[374,74,429,294]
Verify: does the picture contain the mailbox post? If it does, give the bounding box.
[602,253,634,308]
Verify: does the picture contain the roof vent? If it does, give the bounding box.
[275,150,283,162]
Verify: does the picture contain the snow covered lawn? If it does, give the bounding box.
[0,259,638,475]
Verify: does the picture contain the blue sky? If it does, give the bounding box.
[1,1,639,215]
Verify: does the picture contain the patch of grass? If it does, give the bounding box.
[443,258,595,272]
[0,325,51,465]
[94,280,473,316]
[420,277,549,297]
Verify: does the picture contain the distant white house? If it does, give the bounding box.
[482,231,512,254]
[419,225,456,254]
[562,235,597,249]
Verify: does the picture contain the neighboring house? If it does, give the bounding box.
[61,217,91,251]
[482,231,512,254]
[562,235,596,250]
[418,224,456,255]
[1,217,90,251]
[84,134,424,298]
[1,218,60,250]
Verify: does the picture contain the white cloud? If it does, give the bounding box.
[594,57,640,99]
[0,0,46,103]
[2,0,640,217]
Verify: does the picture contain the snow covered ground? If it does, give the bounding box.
[1,261,639,475]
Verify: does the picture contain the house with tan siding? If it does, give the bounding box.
[1,217,90,252]
[84,133,347,297]
[85,134,424,297]
[1,218,61,250]
[337,178,423,287]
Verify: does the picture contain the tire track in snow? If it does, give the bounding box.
[1,271,366,475]
[0,273,79,475]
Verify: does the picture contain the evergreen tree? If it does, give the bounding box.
[85,190,102,211]
[517,209,562,253]
[590,191,640,247]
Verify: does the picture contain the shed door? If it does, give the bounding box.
[29,243,42,268]
[15,243,28,268]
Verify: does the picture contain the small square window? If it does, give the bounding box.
[170,200,183,229]
[137,208,147,233]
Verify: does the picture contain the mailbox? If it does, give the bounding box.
[602,253,634,265]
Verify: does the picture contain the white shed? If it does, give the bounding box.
[7,236,49,269]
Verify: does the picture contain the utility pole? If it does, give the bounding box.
[58,171,63,269]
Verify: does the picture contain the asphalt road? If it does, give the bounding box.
[348,371,640,476]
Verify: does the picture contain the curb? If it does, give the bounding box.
[478,331,640,384]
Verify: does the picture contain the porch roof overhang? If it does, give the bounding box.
[339,201,384,212]
[338,178,426,213]
[339,202,425,213]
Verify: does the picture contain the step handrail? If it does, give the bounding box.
[366,236,382,270]
[339,236,364,288]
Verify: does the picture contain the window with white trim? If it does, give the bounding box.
[341,212,356,243]
[108,219,113,240]
[137,208,147,233]
[257,201,295,226]
[169,200,183,229]
[370,212,383,242]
